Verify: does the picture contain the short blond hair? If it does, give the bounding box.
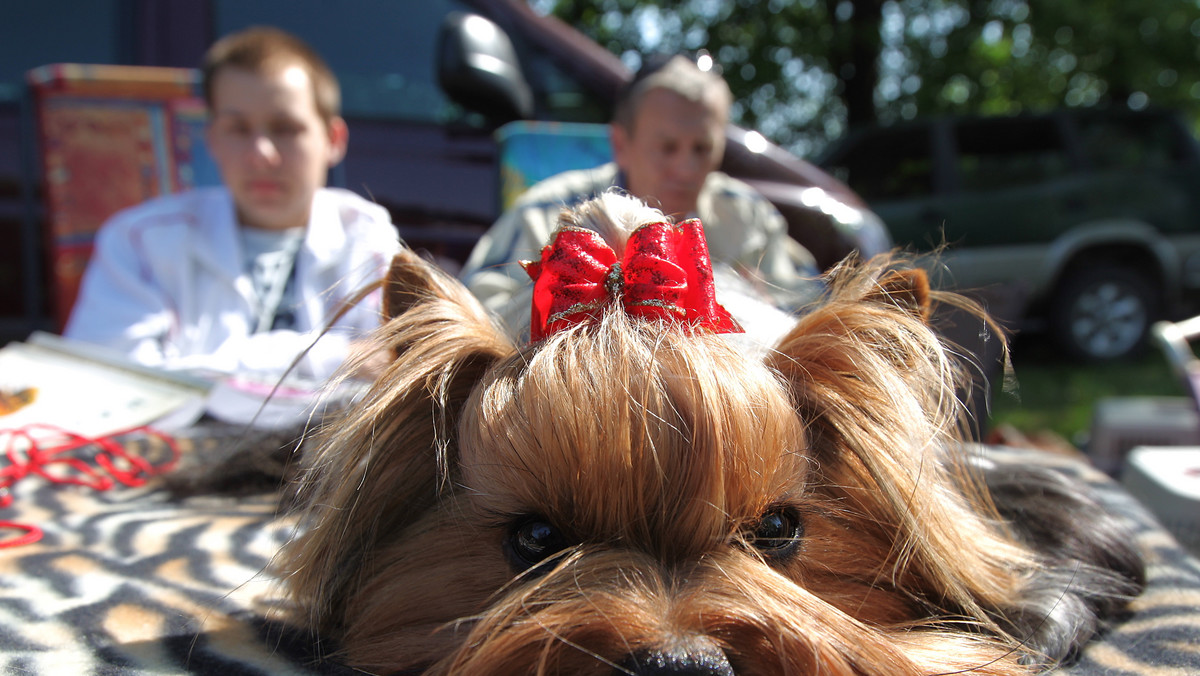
[201,26,341,125]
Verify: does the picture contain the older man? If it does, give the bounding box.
[459,54,819,333]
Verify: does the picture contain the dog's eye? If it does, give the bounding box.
[751,508,803,558]
[506,517,572,572]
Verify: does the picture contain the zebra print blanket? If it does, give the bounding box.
[0,431,1195,675]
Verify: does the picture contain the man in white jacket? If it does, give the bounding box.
[65,27,400,382]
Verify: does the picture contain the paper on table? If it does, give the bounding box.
[1,332,365,435]
[0,333,211,437]
[203,373,360,431]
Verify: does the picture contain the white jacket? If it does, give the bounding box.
[64,187,401,381]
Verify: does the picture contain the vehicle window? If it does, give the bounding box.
[518,47,608,123]
[954,118,1069,192]
[215,0,606,126]
[825,127,934,202]
[1,2,130,104]
[214,0,471,124]
[1075,113,1193,171]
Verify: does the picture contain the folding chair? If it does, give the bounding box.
[27,63,219,331]
[494,120,612,211]
[1152,315,1200,415]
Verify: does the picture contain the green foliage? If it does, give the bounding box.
[988,335,1186,444]
[536,0,1200,156]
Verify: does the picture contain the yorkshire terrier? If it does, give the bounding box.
[279,193,1144,675]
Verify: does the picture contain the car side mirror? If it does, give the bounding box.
[437,12,534,123]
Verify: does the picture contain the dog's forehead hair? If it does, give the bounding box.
[457,319,810,557]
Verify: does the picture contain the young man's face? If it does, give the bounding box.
[205,63,347,231]
[610,88,727,220]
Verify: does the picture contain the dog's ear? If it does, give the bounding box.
[283,248,515,632]
[377,248,515,361]
[867,268,931,322]
[767,256,1025,628]
[767,259,961,482]
[382,248,482,322]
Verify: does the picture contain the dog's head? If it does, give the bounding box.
[281,194,1141,675]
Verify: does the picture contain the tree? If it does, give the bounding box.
[534,0,1200,156]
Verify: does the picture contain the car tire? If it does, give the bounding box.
[1049,265,1157,361]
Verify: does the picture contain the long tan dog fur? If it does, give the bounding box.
[279,194,1142,675]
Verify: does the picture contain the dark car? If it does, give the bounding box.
[0,0,885,341]
[818,107,1200,360]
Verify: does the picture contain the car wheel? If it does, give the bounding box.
[1050,265,1157,361]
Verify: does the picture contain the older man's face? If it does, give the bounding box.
[611,88,727,220]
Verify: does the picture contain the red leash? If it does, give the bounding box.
[0,424,181,548]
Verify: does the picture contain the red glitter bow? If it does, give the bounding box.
[522,219,743,342]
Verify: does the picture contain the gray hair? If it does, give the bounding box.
[613,55,732,130]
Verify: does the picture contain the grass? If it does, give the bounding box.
[985,334,1187,447]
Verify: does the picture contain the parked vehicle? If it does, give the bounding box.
[0,0,885,341]
[818,107,1200,360]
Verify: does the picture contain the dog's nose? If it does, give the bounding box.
[618,646,735,676]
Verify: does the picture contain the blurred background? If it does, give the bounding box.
[534,0,1200,454]
[536,0,1200,157]
[3,0,1200,467]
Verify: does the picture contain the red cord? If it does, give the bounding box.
[0,424,181,548]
